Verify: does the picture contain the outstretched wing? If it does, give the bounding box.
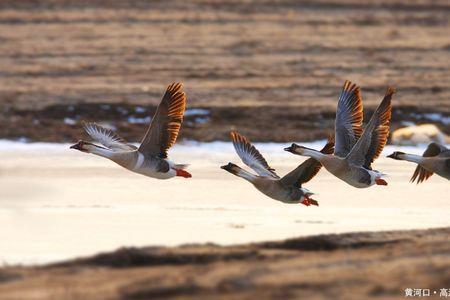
[280,136,334,187]
[411,143,447,183]
[346,87,394,168]
[334,80,364,157]
[230,131,279,179]
[138,82,186,158]
[84,123,137,151]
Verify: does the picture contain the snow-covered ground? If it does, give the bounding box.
[0,140,448,266]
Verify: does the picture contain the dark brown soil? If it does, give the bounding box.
[2,102,449,143]
[1,227,449,300]
[0,0,449,142]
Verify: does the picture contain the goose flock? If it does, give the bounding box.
[70,81,449,206]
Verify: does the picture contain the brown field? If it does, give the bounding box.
[0,0,449,142]
[1,227,449,300]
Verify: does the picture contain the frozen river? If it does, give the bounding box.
[0,140,448,265]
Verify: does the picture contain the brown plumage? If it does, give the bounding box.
[344,80,364,139]
[363,87,395,168]
[139,82,186,158]
[411,143,444,183]
[334,80,364,157]
[412,163,433,184]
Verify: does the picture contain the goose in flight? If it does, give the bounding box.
[388,143,449,183]
[70,82,191,179]
[221,131,334,206]
[285,81,395,188]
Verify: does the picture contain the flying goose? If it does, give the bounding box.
[70,82,191,179]
[221,131,334,206]
[387,143,450,183]
[285,81,395,188]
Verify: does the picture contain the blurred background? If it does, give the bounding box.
[0,0,448,143]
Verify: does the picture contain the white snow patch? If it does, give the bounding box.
[184,109,210,117]
[195,117,210,124]
[0,140,72,152]
[63,118,77,125]
[401,121,415,127]
[422,113,450,125]
[117,107,128,115]
[135,106,146,113]
[128,116,151,124]
[410,113,450,125]
[0,139,441,157]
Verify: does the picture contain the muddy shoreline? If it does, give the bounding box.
[1,103,449,143]
[1,227,449,299]
[1,0,449,142]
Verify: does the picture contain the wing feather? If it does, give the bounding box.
[410,143,446,183]
[346,87,394,167]
[230,131,279,179]
[83,123,137,151]
[334,80,364,157]
[138,83,186,158]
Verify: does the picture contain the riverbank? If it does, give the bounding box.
[1,227,449,299]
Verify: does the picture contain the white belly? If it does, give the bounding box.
[132,155,177,180]
[324,165,374,189]
[343,177,371,188]
[133,167,176,180]
[338,168,384,188]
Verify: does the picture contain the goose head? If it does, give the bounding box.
[220,162,239,174]
[387,151,406,160]
[70,140,88,152]
[70,140,105,153]
[284,143,309,155]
